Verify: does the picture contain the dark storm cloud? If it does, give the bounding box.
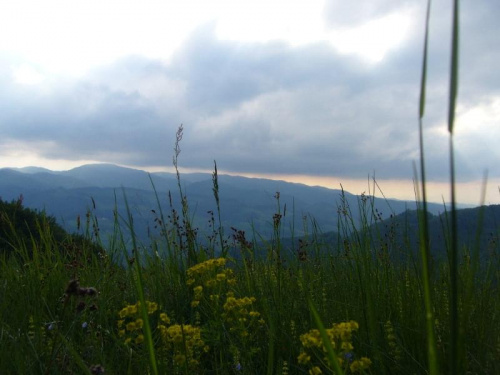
[168,24,367,114]
[0,74,184,165]
[1,1,498,182]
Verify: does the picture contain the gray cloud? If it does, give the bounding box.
[0,1,498,183]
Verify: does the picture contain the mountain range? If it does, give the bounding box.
[0,163,454,245]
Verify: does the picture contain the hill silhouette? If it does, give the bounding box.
[0,164,449,245]
[0,196,104,261]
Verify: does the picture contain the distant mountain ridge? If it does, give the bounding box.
[359,204,500,262]
[0,164,450,244]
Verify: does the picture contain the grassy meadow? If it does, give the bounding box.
[1,1,499,374]
[1,162,499,374]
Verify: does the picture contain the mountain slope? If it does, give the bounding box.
[1,164,449,244]
[353,205,500,261]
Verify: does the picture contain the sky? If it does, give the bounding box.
[0,0,499,205]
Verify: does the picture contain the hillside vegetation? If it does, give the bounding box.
[0,177,498,374]
[0,196,104,260]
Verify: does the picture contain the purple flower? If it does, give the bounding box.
[344,352,354,363]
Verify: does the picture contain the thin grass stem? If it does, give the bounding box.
[448,0,461,373]
[416,1,439,373]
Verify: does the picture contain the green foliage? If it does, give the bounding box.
[0,196,64,252]
[0,183,498,374]
[0,196,104,261]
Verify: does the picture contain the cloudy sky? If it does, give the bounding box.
[1,0,499,205]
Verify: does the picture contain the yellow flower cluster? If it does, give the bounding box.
[309,366,322,375]
[118,300,158,318]
[157,323,207,368]
[191,285,203,307]
[222,292,265,339]
[117,300,207,370]
[349,357,372,373]
[187,257,227,278]
[117,301,158,345]
[300,320,358,353]
[298,320,371,374]
[187,257,265,360]
[186,257,237,308]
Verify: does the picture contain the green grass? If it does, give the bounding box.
[1,2,499,374]
[1,182,499,374]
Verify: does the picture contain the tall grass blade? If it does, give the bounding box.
[212,160,226,257]
[148,173,173,258]
[417,1,439,373]
[172,124,197,266]
[122,189,159,375]
[448,0,460,135]
[448,1,461,373]
[308,298,344,375]
[419,0,431,120]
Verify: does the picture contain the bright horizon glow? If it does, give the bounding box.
[212,172,500,207]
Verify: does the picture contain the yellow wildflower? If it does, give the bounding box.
[128,304,138,315]
[309,366,322,375]
[160,313,170,324]
[350,357,372,373]
[193,286,203,294]
[297,352,311,364]
[135,334,144,344]
[300,329,322,348]
[146,301,158,314]
[341,341,354,351]
[216,258,227,267]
